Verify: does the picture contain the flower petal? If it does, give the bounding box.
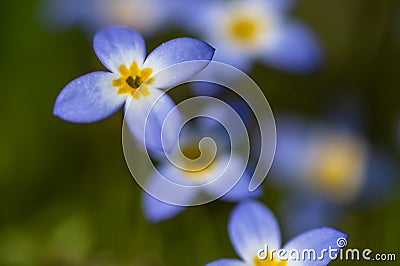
[229,201,281,263]
[205,259,248,266]
[213,49,253,73]
[143,37,215,89]
[124,87,180,152]
[202,154,247,201]
[93,27,146,73]
[53,72,126,123]
[261,21,323,73]
[142,193,187,222]
[283,227,348,265]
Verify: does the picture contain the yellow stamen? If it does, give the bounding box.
[112,61,155,99]
[254,254,288,266]
[227,12,267,45]
[223,6,270,51]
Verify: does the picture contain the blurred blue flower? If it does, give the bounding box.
[53,27,215,151]
[180,0,322,73]
[271,114,397,237]
[206,200,347,266]
[142,121,261,222]
[39,0,180,36]
[272,115,396,203]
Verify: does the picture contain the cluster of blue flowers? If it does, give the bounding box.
[51,0,353,265]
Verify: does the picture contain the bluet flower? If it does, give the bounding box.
[206,200,347,266]
[53,27,215,151]
[272,115,379,203]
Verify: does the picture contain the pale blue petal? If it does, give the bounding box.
[190,82,225,97]
[262,21,323,73]
[142,166,197,222]
[213,50,253,73]
[205,259,248,266]
[124,87,180,152]
[204,155,247,201]
[229,201,281,262]
[93,27,146,73]
[53,72,126,123]
[143,38,215,89]
[283,228,348,265]
[222,173,262,202]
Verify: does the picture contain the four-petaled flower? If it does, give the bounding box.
[53,27,215,151]
[206,200,348,266]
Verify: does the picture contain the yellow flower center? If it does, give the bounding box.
[182,145,201,161]
[231,17,259,41]
[112,61,155,99]
[254,254,288,266]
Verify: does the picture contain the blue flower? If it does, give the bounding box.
[39,0,180,36]
[53,27,215,151]
[206,200,348,266]
[142,121,261,222]
[180,0,322,73]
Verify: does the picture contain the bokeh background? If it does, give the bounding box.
[1,0,400,265]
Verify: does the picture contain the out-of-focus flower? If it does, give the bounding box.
[53,27,215,151]
[273,117,366,203]
[142,121,261,222]
[271,115,397,237]
[302,130,368,202]
[181,0,322,73]
[206,200,347,266]
[39,0,179,36]
[272,115,395,203]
